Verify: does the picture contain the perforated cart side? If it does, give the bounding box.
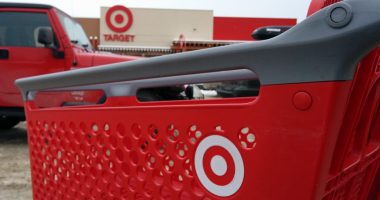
[16,0,380,199]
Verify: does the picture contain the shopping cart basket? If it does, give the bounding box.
[16,0,380,199]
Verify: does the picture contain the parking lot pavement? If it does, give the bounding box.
[0,123,32,200]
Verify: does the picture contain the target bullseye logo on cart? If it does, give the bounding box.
[195,135,244,197]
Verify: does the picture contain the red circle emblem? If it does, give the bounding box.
[106,5,134,33]
[203,146,235,186]
[194,135,245,197]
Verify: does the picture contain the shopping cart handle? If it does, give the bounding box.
[29,69,256,99]
[16,0,380,100]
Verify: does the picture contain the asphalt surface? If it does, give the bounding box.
[0,123,32,200]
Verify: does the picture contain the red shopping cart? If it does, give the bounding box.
[16,0,380,199]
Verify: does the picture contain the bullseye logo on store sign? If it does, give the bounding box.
[194,135,245,197]
[104,5,135,42]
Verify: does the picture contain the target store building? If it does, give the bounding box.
[77,6,296,56]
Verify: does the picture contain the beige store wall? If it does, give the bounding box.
[100,7,213,48]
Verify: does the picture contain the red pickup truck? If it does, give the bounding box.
[0,3,138,129]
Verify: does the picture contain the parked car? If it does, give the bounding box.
[0,3,140,129]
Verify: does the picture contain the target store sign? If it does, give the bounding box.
[195,135,245,197]
[102,5,135,42]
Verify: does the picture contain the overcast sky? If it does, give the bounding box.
[0,0,312,22]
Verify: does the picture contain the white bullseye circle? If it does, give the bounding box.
[110,10,129,28]
[211,155,227,176]
[195,135,244,197]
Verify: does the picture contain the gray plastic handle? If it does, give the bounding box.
[26,69,256,100]
[16,0,380,100]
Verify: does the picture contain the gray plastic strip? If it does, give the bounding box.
[16,0,380,100]
[26,69,256,100]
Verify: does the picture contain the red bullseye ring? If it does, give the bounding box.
[106,5,134,33]
[203,146,235,186]
[194,135,244,197]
